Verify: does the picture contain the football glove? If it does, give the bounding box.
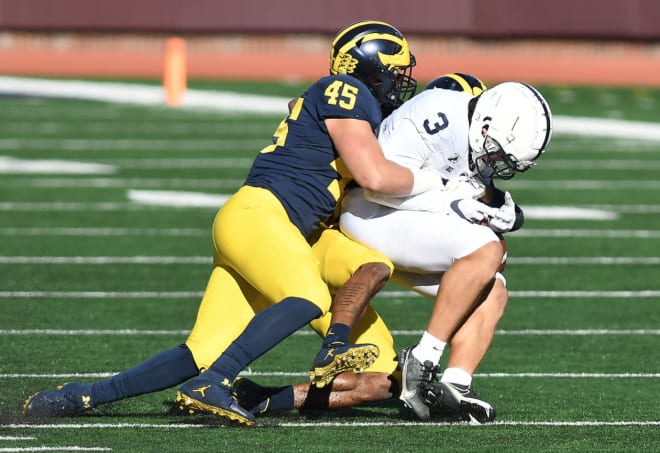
[450,198,497,224]
[487,191,517,233]
[443,174,486,200]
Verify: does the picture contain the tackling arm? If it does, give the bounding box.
[326,118,442,196]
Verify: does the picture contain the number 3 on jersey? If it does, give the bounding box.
[324,80,358,110]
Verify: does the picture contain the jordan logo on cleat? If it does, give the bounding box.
[82,395,92,409]
[193,385,212,397]
[323,348,335,360]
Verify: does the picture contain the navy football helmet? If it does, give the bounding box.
[425,72,487,96]
[330,20,417,108]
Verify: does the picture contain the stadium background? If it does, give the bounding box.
[1,0,659,87]
[1,2,659,451]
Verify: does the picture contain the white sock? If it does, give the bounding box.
[440,367,473,387]
[412,331,446,366]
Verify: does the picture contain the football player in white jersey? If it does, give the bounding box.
[340,77,552,422]
[232,75,552,424]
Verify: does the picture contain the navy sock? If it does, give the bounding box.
[92,344,198,405]
[323,323,350,346]
[255,386,295,413]
[209,297,322,381]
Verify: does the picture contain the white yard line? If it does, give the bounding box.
[0,257,210,264]
[381,290,660,298]
[1,290,659,298]
[0,227,209,236]
[3,198,659,219]
[0,157,115,175]
[0,444,112,453]
[1,329,657,336]
[540,159,660,170]
[1,256,658,265]
[0,137,263,151]
[1,420,658,429]
[0,227,658,238]
[0,76,291,114]
[0,202,205,211]
[1,371,658,379]
[4,178,243,189]
[126,190,230,207]
[508,257,660,264]
[504,180,660,189]
[7,156,660,171]
[512,229,660,238]
[3,76,660,142]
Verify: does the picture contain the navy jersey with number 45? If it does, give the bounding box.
[244,74,382,239]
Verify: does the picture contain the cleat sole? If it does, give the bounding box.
[309,345,379,388]
[22,393,39,416]
[174,391,255,426]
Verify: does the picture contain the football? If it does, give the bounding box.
[497,232,507,272]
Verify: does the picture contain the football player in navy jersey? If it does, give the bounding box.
[228,75,552,425]
[23,20,446,426]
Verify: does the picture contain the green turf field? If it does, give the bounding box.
[0,81,659,452]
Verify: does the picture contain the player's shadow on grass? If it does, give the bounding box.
[162,398,406,425]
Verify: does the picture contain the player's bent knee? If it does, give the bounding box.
[355,262,392,285]
[184,339,214,372]
[304,290,333,314]
[491,278,509,314]
[473,240,505,272]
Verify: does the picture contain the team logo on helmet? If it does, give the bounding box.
[335,54,359,75]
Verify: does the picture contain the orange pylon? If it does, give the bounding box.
[163,37,187,107]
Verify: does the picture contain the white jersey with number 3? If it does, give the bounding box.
[378,88,472,180]
[340,88,502,296]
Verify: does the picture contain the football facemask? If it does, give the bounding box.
[473,135,536,180]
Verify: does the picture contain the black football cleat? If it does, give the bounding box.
[175,374,255,426]
[398,346,438,421]
[423,381,496,424]
[232,377,278,415]
[23,382,93,417]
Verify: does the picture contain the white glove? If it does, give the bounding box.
[487,191,517,233]
[451,198,496,224]
[444,174,486,201]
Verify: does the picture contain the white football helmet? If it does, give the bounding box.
[468,82,552,180]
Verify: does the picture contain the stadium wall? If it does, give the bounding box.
[0,0,659,86]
